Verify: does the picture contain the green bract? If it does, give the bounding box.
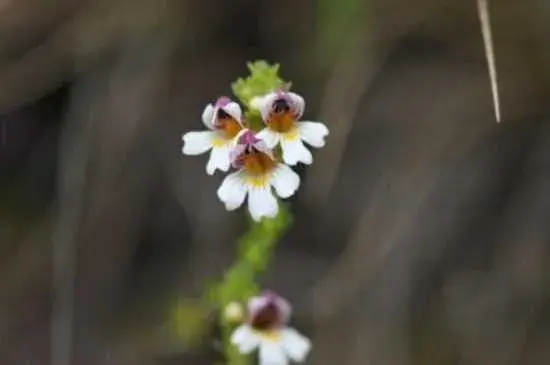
[231,61,291,107]
[232,61,291,132]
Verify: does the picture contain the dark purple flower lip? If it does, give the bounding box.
[271,91,298,115]
[250,301,282,331]
[230,130,260,168]
[246,290,291,331]
[272,98,290,113]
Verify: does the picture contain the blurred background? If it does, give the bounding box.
[1,0,550,364]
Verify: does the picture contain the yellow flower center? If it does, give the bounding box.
[268,111,296,133]
[253,329,283,343]
[211,136,228,148]
[240,150,276,178]
[282,127,300,141]
[216,117,243,139]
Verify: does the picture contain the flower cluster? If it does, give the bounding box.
[182,90,329,221]
[228,291,311,365]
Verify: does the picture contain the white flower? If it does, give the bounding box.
[217,130,300,222]
[182,96,244,175]
[231,291,311,365]
[254,91,329,166]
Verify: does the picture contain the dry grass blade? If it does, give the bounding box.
[477,0,501,123]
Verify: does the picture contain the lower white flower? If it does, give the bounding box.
[253,90,329,166]
[217,131,300,222]
[231,291,311,365]
[182,96,244,175]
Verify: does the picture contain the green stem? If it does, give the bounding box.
[174,60,293,364]
[211,204,292,364]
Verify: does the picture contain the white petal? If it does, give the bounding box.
[256,128,281,149]
[222,101,243,123]
[271,164,300,199]
[231,325,260,354]
[217,170,247,210]
[280,137,312,165]
[287,92,305,119]
[280,328,311,362]
[182,131,214,155]
[297,121,329,148]
[247,185,278,221]
[259,342,288,365]
[201,104,216,129]
[206,145,231,175]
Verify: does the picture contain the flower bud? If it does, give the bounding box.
[224,302,244,323]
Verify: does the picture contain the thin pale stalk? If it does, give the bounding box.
[477,0,501,123]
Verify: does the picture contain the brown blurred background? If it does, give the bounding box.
[1,0,550,364]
